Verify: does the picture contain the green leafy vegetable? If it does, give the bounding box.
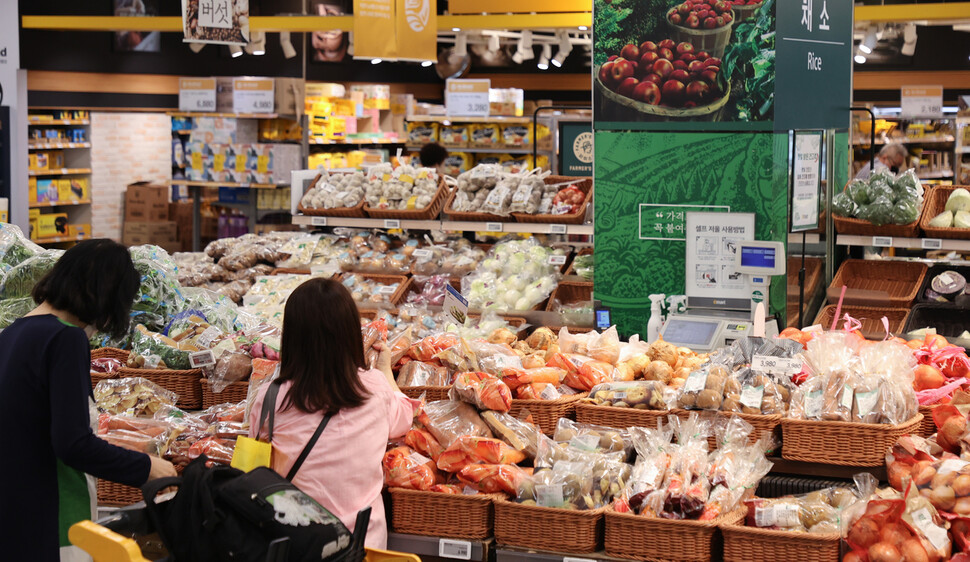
[0,250,62,299]
[721,0,775,121]
[846,180,870,206]
[832,192,857,218]
[0,297,35,329]
[891,198,920,225]
[866,196,895,226]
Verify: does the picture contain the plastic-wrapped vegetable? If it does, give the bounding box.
[382,446,442,491]
[832,192,858,218]
[94,377,178,416]
[449,371,513,412]
[130,245,184,332]
[846,180,870,206]
[0,250,62,299]
[0,223,43,271]
[891,197,920,225]
[866,195,895,226]
[416,400,493,448]
[436,436,526,473]
[0,297,35,329]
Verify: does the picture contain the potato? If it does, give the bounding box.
[679,392,697,408]
[721,395,742,413]
[696,389,722,410]
[642,360,673,384]
[723,377,742,395]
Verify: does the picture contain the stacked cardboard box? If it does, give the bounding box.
[124,182,178,253]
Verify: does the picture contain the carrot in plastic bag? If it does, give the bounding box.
[515,383,561,401]
[405,427,446,463]
[500,367,564,390]
[382,446,442,491]
[450,371,513,412]
[436,436,527,472]
[429,484,465,495]
[409,334,460,362]
[361,318,388,350]
[457,463,530,495]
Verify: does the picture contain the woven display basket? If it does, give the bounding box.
[574,402,670,430]
[780,414,922,466]
[564,247,593,280]
[918,403,939,438]
[512,176,593,225]
[99,465,184,507]
[508,393,586,436]
[721,520,841,562]
[604,504,745,562]
[920,185,970,239]
[831,182,929,238]
[595,74,731,123]
[828,259,927,308]
[339,273,412,308]
[732,1,764,21]
[786,256,823,300]
[493,499,604,553]
[388,488,499,539]
[545,281,593,311]
[91,347,130,361]
[442,189,515,223]
[201,378,250,409]
[296,171,368,218]
[813,305,909,340]
[363,176,450,220]
[667,17,734,58]
[400,386,451,401]
[117,367,204,410]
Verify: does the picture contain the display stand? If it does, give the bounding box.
[387,533,491,562]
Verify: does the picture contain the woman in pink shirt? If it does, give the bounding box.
[249,278,418,549]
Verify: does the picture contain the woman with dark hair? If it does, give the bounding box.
[249,277,418,549]
[0,239,178,562]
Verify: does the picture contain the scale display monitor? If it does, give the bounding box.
[595,307,611,330]
[661,318,720,348]
[734,240,786,276]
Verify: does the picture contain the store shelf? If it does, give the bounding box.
[28,142,91,149]
[292,214,594,234]
[958,146,970,154]
[917,170,954,179]
[309,139,405,146]
[495,547,630,562]
[170,179,284,189]
[31,234,90,244]
[166,111,280,119]
[852,136,955,146]
[27,118,90,125]
[407,115,533,124]
[405,145,550,155]
[28,168,92,176]
[387,533,491,561]
[29,199,92,208]
[836,234,970,252]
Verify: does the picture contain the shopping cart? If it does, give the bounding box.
[70,503,420,562]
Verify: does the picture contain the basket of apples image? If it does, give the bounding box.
[595,40,729,122]
[729,0,764,22]
[667,0,735,59]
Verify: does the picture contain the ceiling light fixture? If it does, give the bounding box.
[512,30,534,63]
[900,23,917,56]
[578,26,588,31]
[551,31,572,67]
[487,33,500,52]
[454,32,468,57]
[229,44,243,57]
[859,25,877,54]
[537,43,551,70]
[421,60,434,67]
[279,31,297,59]
[854,54,866,64]
[371,58,382,64]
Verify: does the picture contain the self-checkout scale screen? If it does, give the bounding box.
[659,212,783,352]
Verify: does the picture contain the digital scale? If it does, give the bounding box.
[659,213,785,352]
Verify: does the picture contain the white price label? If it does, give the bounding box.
[485,222,504,232]
[310,216,328,227]
[233,78,275,114]
[446,79,490,118]
[564,558,596,562]
[548,255,567,266]
[872,236,893,248]
[752,355,801,375]
[189,350,217,369]
[901,86,944,119]
[536,483,565,507]
[840,386,854,411]
[383,219,401,229]
[196,326,223,349]
[550,224,568,235]
[740,385,765,409]
[913,507,949,551]
[178,78,217,112]
[685,371,708,393]
[413,249,433,259]
[408,452,432,466]
[438,539,472,560]
[805,390,824,419]
[378,285,398,295]
[922,238,943,250]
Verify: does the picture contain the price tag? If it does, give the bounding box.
[196,326,223,349]
[178,78,216,112]
[438,539,472,560]
[684,371,707,393]
[445,79,490,118]
[189,350,217,369]
[752,355,801,375]
[872,236,893,248]
[233,78,275,114]
[548,255,568,266]
[383,219,401,229]
[413,249,433,259]
[564,558,596,562]
[310,216,328,227]
[486,222,503,232]
[901,85,943,119]
[740,385,765,409]
[922,238,943,250]
[550,224,568,235]
[378,285,398,295]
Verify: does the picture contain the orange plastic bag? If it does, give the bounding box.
[409,334,461,362]
[430,484,465,494]
[844,498,931,562]
[515,383,560,401]
[450,371,513,412]
[405,427,446,463]
[436,436,527,473]
[547,352,615,391]
[500,367,564,390]
[456,463,530,495]
[382,445,442,491]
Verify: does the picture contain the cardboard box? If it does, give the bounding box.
[125,182,169,222]
[28,178,37,204]
[274,78,305,116]
[189,117,258,144]
[36,179,58,203]
[37,213,69,238]
[350,85,390,110]
[123,221,178,247]
[58,178,89,202]
[67,224,91,238]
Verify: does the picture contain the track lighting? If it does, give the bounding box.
[854,54,866,64]
[245,31,266,55]
[512,30,534,64]
[421,60,434,67]
[454,32,468,58]
[901,23,917,56]
[859,25,877,54]
[229,44,243,57]
[189,42,205,53]
[280,31,297,59]
[537,44,551,70]
[552,31,572,67]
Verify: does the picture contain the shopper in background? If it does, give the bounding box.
[249,278,418,549]
[419,141,450,176]
[855,142,909,180]
[0,239,177,562]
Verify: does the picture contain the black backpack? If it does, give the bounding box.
[142,381,365,562]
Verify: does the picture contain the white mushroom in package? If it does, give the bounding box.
[365,163,439,210]
[453,165,562,216]
[300,171,366,210]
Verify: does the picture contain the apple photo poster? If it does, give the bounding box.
[592,0,776,130]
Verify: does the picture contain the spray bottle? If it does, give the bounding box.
[667,295,688,316]
[647,294,666,343]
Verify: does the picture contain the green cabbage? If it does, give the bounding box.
[891,199,920,225]
[870,169,895,187]
[892,169,920,195]
[946,188,970,213]
[956,210,970,229]
[832,192,858,218]
[866,196,895,226]
[929,211,954,228]
[846,180,870,206]
[870,181,895,203]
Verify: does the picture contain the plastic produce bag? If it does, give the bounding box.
[0,223,43,271]
[0,297,35,329]
[382,446,442,491]
[416,400,493,448]
[481,411,543,458]
[457,463,529,495]
[130,245,185,332]
[396,361,450,387]
[0,250,62,299]
[586,380,671,410]
[209,352,254,393]
[94,377,178,417]
[405,427,445,463]
[436,436,526,473]
[449,371,513,412]
[554,418,631,457]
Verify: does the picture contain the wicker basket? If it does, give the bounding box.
[595,74,730,123]
[297,199,367,218]
[91,347,130,361]
[512,176,593,225]
[493,499,604,553]
[201,378,250,409]
[671,408,721,450]
[565,247,593,279]
[667,17,734,58]
[829,259,927,307]
[833,213,923,237]
[575,402,670,431]
[363,176,450,220]
[732,1,764,21]
[780,414,922,466]
[442,189,515,223]
[388,488,499,539]
[721,519,841,562]
[117,367,205,410]
[813,305,909,339]
[97,478,146,506]
[400,386,451,401]
[508,393,586,436]
[786,256,823,301]
[545,281,593,311]
[917,403,939,438]
[920,185,970,239]
[339,273,412,308]
[604,504,745,562]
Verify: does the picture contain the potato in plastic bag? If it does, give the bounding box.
[95,377,178,417]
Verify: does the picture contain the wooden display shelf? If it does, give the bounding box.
[837,234,970,251]
[918,170,954,179]
[404,145,549,154]
[27,118,90,125]
[28,142,91,149]
[28,168,92,176]
[170,179,283,189]
[406,115,533,124]
[32,234,90,244]
[29,199,91,208]
[166,111,279,119]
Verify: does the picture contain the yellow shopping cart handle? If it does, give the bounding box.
[69,520,150,562]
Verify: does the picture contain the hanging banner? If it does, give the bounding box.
[396,0,437,62]
[181,0,249,45]
[354,0,397,60]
